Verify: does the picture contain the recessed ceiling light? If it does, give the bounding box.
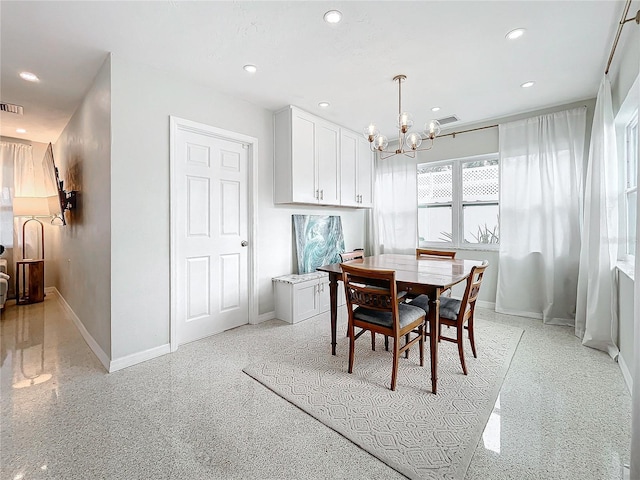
[324,10,342,24]
[243,64,257,74]
[19,71,39,82]
[16,128,27,134]
[521,81,535,88]
[318,102,330,108]
[506,28,526,40]
[431,107,441,112]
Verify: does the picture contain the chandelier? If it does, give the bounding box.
[363,74,441,160]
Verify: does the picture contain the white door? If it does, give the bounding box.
[174,127,249,344]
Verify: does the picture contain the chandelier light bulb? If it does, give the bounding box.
[363,124,380,142]
[406,132,422,150]
[425,120,441,139]
[374,135,389,151]
[397,112,414,133]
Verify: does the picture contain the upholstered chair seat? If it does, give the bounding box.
[353,303,425,329]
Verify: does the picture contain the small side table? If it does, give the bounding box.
[16,259,45,305]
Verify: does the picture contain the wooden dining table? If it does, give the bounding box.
[317,253,484,394]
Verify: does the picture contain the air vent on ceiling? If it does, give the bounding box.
[436,115,459,125]
[0,102,24,115]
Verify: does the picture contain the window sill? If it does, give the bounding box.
[616,259,635,282]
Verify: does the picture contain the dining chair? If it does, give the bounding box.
[341,263,426,391]
[409,261,488,375]
[340,249,374,345]
[415,248,457,259]
[339,249,365,262]
[415,248,457,298]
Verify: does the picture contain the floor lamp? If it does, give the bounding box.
[12,197,51,304]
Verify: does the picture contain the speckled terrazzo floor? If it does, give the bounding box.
[0,293,632,480]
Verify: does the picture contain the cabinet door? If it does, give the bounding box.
[294,281,319,322]
[340,129,359,207]
[291,111,318,204]
[357,137,374,208]
[318,279,331,313]
[316,120,340,205]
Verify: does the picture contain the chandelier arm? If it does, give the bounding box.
[414,140,436,153]
[379,150,400,161]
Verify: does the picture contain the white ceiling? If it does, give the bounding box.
[0,1,627,144]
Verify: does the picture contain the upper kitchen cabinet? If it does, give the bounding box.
[340,128,373,208]
[274,106,340,206]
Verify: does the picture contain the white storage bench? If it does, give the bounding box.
[273,272,345,324]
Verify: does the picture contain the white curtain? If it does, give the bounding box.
[0,142,32,248]
[369,153,417,255]
[575,76,619,358]
[496,107,586,325]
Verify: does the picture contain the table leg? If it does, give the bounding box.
[427,295,440,394]
[328,273,338,356]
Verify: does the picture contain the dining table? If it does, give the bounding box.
[317,253,485,394]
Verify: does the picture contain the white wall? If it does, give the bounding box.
[52,55,112,358]
[609,10,639,391]
[109,55,366,360]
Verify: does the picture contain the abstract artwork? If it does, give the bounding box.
[292,215,345,274]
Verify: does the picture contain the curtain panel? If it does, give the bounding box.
[370,153,418,256]
[0,142,33,248]
[575,75,620,358]
[496,107,587,325]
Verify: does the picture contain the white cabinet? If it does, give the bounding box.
[273,272,344,324]
[340,129,374,208]
[274,105,373,208]
[274,106,340,206]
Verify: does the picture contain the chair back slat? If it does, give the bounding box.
[340,250,365,262]
[416,248,456,259]
[341,264,398,316]
[459,261,489,317]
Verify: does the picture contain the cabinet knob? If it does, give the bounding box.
[241,240,248,247]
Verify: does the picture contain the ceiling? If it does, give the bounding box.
[0,1,627,144]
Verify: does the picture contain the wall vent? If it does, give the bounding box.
[436,115,459,125]
[0,103,24,115]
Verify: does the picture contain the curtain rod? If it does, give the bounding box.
[440,124,498,139]
[605,0,640,74]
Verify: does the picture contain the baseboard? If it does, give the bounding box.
[258,310,276,323]
[619,353,633,395]
[51,288,111,372]
[476,300,496,310]
[109,344,171,373]
[495,306,543,319]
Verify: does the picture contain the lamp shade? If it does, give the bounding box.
[12,196,54,217]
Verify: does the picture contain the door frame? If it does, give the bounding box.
[169,116,259,352]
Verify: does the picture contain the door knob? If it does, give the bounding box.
[241,240,248,247]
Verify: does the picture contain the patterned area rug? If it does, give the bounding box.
[243,318,523,480]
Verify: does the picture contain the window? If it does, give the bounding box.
[418,154,499,249]
[624,112,638,257]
